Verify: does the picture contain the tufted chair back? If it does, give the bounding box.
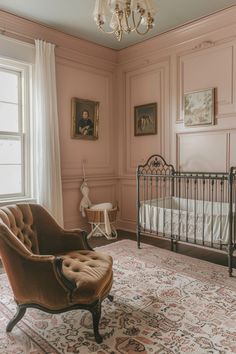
[0,203,113,344]
[0,204,39,254]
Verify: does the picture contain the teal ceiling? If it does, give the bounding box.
[0,0,236,49]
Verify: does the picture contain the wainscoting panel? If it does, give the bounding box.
[177,41,236,120]
[117,179,136,232]
[57,60,115,178]
[56,57,117,229]
[124,60,170,175]
[63,178,117,229]
[177,131,228,172]
[229,131,236,167]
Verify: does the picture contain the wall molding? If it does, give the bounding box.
[176,40,236,121]
[0,10,117,71]
[122,59,170,176]
[117,219,136,233]
[175,129,236,171]
[58,61,115,178]
[193,40,216,50]
[118,6,236,65]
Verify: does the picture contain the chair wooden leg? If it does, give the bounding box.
[90,301,103,344]
[6,305,26,332]
[107,294,114,302]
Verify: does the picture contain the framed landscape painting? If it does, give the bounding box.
[71,98,99,140]
[134,103,157,136]
[184,88,215,127]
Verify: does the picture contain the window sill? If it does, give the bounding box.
[0,198,37,207]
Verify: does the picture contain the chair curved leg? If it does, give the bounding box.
[107,294,114,302]
[90,301,103,344]
[6,305,26,332]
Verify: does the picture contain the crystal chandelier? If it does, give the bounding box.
[93,0,156,42]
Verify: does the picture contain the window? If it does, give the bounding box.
[0,59,32,201]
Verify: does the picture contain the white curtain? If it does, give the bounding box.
[33,39,64,225]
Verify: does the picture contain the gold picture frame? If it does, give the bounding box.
[71,98,99,140]
[184,88,215,127]
[134,103,157,136]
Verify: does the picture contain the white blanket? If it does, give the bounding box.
[140,197,233,244]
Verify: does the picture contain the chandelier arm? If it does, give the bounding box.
[116,14,123,41]
[134,26,151,35]
[124,7,131,32]
[98,25,117,35]
[131,11,143,32]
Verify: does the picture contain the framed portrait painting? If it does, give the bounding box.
[184,88,215,127]
[72,98,99,140]
[134,103,157,136]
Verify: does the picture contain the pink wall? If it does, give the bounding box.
[1,6,236,232]
[0,10,118,230]
[56,55,117,228]
[117,6,236,232]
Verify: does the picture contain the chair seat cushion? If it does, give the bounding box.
[61,250,113,304]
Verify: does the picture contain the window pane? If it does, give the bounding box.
[0,102,19,132]
[0,165,22,195]
[0,70,18,104]
[0,139,21,164]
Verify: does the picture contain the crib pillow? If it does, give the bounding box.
[90,202,113,211]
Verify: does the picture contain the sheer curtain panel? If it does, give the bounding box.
[34,39,63,225]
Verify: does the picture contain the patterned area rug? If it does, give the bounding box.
[0,239,236,354]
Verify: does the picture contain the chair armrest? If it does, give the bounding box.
[2,249,73,309]
[29,204,92,254]
[38,229,92,255]
[60,229,93,251]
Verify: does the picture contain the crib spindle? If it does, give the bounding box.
[149,176,153,234]
[210,179,214,248]
[202,179,206,246]
[186,177,190,242]
[156,176,159,233]
[233,173,236,245]
[163,176,166,237]
[143,176,146,233]
[193,177,197,244]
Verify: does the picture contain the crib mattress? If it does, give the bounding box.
[140,197,232,244]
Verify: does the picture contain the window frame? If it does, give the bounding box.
[0,57,33,203]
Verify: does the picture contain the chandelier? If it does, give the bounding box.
[93,0,156,42]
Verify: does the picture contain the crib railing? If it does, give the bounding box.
[137,155,236,276]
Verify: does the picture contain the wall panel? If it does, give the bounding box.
[57,59,115,178]
[117,180,136,232]
[123,60,170,175]
[63,179,117,229]
[177,132,228,172]
[229,131,236,167]
[117,8,236,232]
[56,58,116,229]
[178,41,236,120]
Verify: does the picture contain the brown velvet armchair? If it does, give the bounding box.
[0,203,113,344]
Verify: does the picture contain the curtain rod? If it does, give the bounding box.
[0,27,57,46]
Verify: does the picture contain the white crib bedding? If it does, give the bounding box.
[140,197,232,244]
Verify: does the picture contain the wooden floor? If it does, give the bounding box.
[0,231,235,273]
[90,230,236,269]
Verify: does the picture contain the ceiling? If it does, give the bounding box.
[0,0,236,50]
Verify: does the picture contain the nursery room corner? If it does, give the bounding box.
[0,1,236,352]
